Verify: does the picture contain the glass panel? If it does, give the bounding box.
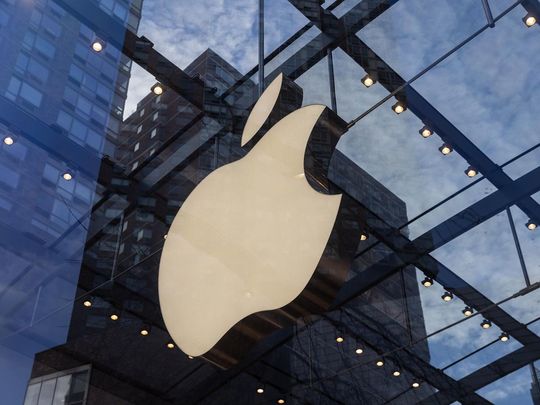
[37,379,56,405]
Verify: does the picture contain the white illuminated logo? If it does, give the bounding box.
[158,74,341,357]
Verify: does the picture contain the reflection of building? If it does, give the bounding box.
[0,0,142,403]
[26,47,430,404]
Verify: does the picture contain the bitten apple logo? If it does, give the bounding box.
[158,74,355,366]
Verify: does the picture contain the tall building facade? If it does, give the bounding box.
[0,0,142,403]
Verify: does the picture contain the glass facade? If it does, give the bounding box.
[0,0,539,404]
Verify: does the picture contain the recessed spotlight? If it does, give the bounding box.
[441,291,453,302]
[163,234,168,239]
[392,370,401,377]
[151,83,164,95]
[439,144,453,155]
[256,386,265,394]
[499,332,509,342]
[523,13,537,27]
[110,313,119,321]
[140,328,149,336]
[336,336,344,343]
[188,355,194,359]
[462,306,473,317]
[465,166,478,177]
[62,172,73,181]
[359,231,369,241]
[167,342,175,349]
[481,319,492,329]
[91,38,105,53]
[526,220,537,230]
[421,277,433,287]
[83,299,92,308]
[3,136,14,145]
[419,126,433,138]
[361,74,375,88]
[277,399,286,404]
[376,360,384,367]
[355,348,363,355]
[412,381,421,389]
[392,101,406,115]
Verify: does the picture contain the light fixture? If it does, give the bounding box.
[421,277,433,287]
[163,234,168,239]
[419,126,433,138]
[359,231,369,241]
[91,38,105,53]
[441,291,453,302]
[277,399,286,404]
[355,348,363,355]
[462,306,473,317]
[361,74,375,88]
[392,101,406,115]
[526,220,537,230]
[481,319,492,329]
[140,325,151,336]
[439,143,453,155]
[392,370,401,377]
[411,380,421,389]
[376,360,384,367]
[523,13,537,27]
[256,385,265,394]
[3,136,14,145]
[188,355,194,359]
[336,336,344,343]
[62,172,73,181]
[166,342,175,349]
[83,299,92,308]
[151,83,164,96]
[499,332,509,342]
[110,313,119,321]
[465,166,478,178]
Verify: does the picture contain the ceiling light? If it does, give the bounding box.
[91,38,105,53]
[359,231,369,241]
[481,319,492,329]
[439,144,453,155]
[62,172,73,181]
[361,74,375,88]
[499,332,509,342]
[336,336,344,343]
[462,306,473,317]
[392,370,401,377]
[392,101,406,115]
[151,83,164,95]
[523,13,537,27]
[376,360,384,367]
[277,400,286,404]
[3,136,14,145]
[419,126,433,138]
[167,342,175,349]
[256,386,265,394]
[110,313,119,321]
[441,291,453,302]
[355,348,363,355]
[412,381,421,389]
[83,299,92,308]
[421,277,433,287]
[465,166,478,177]
[526,220,537,230]
[140,328,150,336]
[163,234,168,239]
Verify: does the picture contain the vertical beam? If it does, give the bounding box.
[327,49,337,112]
[481,0,495,27]
[258,0,265,95]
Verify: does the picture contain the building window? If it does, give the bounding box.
[5,77,43,108]
[136,125,142,134]
[139,108,145,117]
[132,161,138,170]
[152,111,159,121]
[24,366,90,405]
[150,128,157,138]
[133,142,140,152]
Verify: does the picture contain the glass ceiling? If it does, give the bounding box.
[0,0,539,404]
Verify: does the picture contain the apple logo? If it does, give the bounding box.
[159,74,360,368]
